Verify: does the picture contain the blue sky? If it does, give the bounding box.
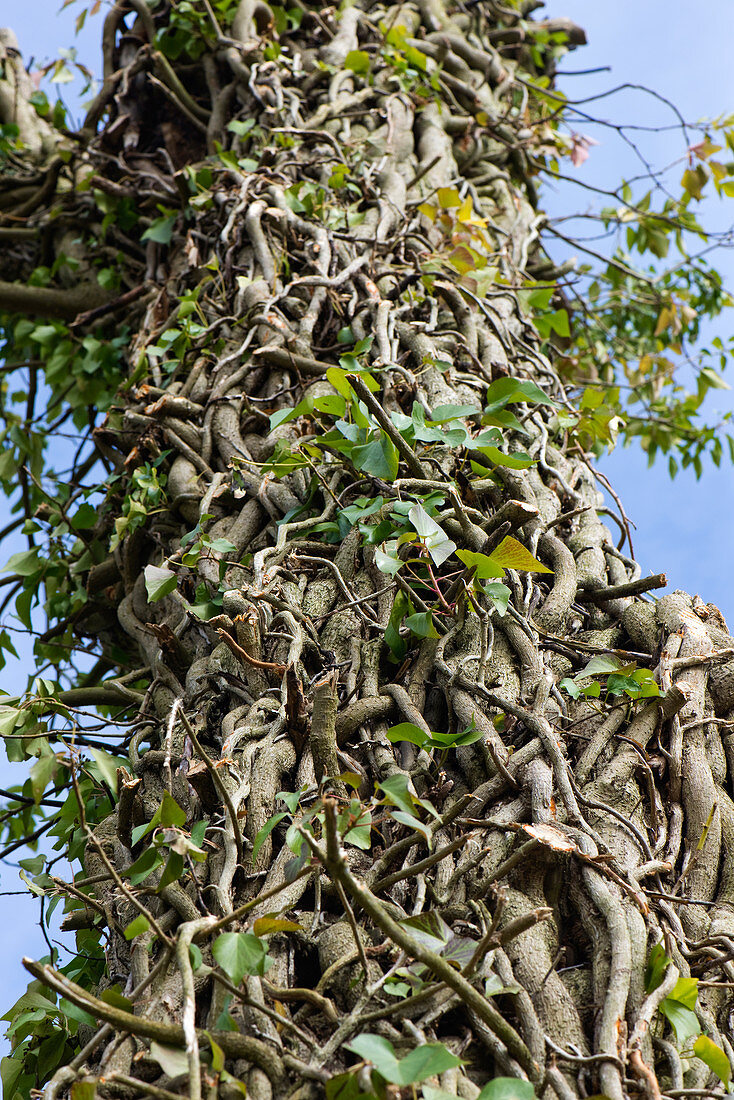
[0,0,732,1051]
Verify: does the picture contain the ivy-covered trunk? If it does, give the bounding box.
[2,3,734,1100]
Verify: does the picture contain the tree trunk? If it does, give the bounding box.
[2,3,734,1100]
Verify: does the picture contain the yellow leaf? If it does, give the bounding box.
[457,195,473,223]
[488,536,553,574]
[449,246,477,274]
[437,187,461,209]
[654,305,675,337]
[252,917,302,936]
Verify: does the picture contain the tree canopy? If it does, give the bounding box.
[1,3,734,1100]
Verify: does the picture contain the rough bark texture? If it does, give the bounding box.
[3,3,734,1100]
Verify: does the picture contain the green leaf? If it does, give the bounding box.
[252,811,288,864]
[395,1046,464,1085]
[391,810,432,845]
[144,564,177,603]
[228,118,257,137]
[344,49,370,74]
[374,542,403,576]
[1,549,42,576]
[142,214,177,244]
[668,976,699,1009]
[19,869,46,897]
[489,536,553,574]
[405,611,439,638]
[325,1072,371,1100]
[345,1034,462,1085]
[476,445,534,470]
[30,751,57,805]
[546,308,570,337]
[429,725,484,748]
[659,998,701,1046]
[693,1035,731,1083]
[100,987,134,1012]
[576,654,623,680]
[125,846,164,886]
[71,503,98,530]
[160,791,187,828]
[484,581,511,615]
[386,722,430,749]
[89,749,120,794]
[212,932,272,984]
[560,677,581,700]
[377,773,417,817]
[477,1079,536,1100]
[385,590,409,660]
[484,377,554,413]
[158,851,185,890]
[0,705,23,736]
[206,1030,225,1073]
[150,1041,189,1078]
[124,914,151,940]
[455,549,504,580]
[352,433,399,480]
[409,504,456,566]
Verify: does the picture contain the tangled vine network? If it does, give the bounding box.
[1,3,734,1100]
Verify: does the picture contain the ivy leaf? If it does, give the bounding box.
[477,1079,536,1100]
[391,810,432,846]
[344,49,370,74]
[0,705,23,736]
[345,1034,462,1084]
[378,773,417,817]
[429,725,484,748]
[455,549,504,580]
[408,504,456,566]
[667,976,699,1009]
[160,791,187,828]
[375,542,403,576]
[124,914,151,940]
[89,748,121,795]
[386,722,431,749]
[475,445,534,470]
[125,847,164,886]
[489,536,553,574]
[560,677,581,700]
[660,996,701,1046]
[252,917,302,936]
[575,654,622,679]
[1,549,42,576]
[431,403,481,422]
[404,611,439,638]
[158,851,185,890]
[484,377,554,413]
[141,214,177,244]
[212,932,272,984]
[252,811,288,865]
[150,1041,189,1078]
[352,433,399,480]
[484,581,511,615]
[693,1035,731,1084]
[144,564,177,603]
[30,751,58,805]
[100,987,134,1012]
[325,1073,374,1100]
